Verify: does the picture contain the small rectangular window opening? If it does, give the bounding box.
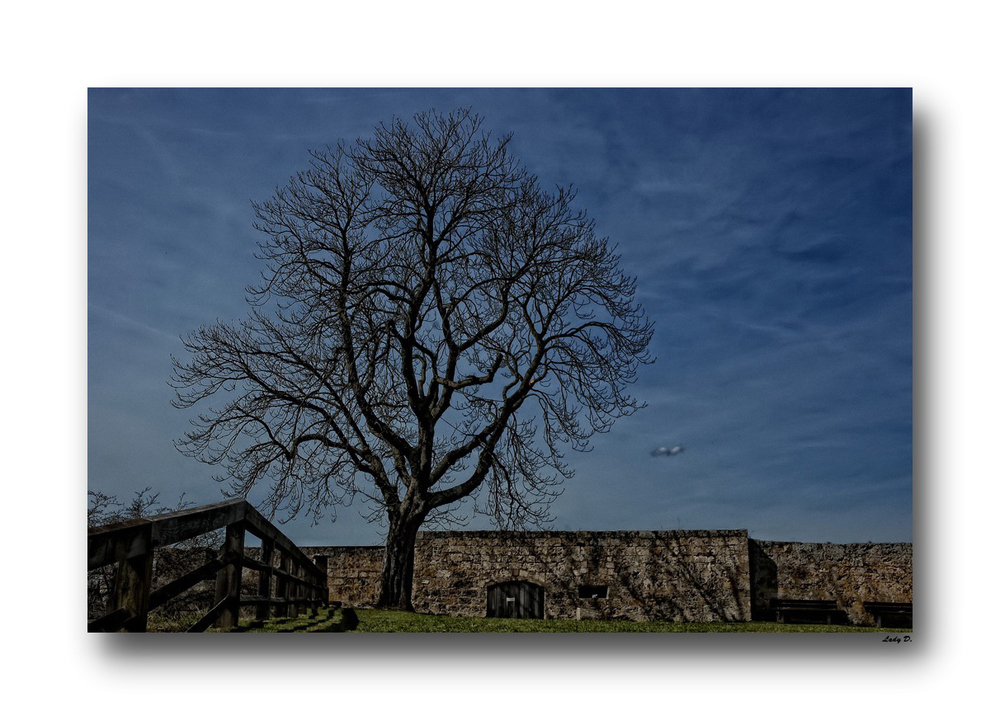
[578,584,608,599]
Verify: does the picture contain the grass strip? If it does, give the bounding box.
[347,609,910,633]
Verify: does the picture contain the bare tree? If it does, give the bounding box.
[171,108,654,609]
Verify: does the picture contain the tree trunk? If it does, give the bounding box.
[376,515,423,610]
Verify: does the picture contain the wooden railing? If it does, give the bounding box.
[88,498,327,632]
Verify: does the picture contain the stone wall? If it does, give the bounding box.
[311,530,752,622]
[417,530,751,622]
[303,545,384,608]
[308,533,912,625]
[750,540,913,625]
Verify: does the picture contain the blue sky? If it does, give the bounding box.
[88,88,912,545]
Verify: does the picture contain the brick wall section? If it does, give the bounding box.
[751,540,913,625]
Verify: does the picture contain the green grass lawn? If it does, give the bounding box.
[347,608,905,633]
[148,606,909,633]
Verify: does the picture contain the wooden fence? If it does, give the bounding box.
[88,498,328,632]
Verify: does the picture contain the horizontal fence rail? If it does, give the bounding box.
[88,499,328,632]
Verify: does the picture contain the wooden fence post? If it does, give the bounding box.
[109,524,154,632]
[256,537,275,621]
[214,521,245,629]
[289,558,300,618]
[275,553,288,617]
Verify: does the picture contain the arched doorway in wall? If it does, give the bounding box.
[486,581,545,619]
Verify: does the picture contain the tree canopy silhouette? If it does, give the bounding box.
[171,108,654,609]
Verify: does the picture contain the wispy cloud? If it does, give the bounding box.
[88,88,911,544]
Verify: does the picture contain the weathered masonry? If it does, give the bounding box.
[305,530,912,625]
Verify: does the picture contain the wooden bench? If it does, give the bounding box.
[772,599,844,625]
[864,601,912,628]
